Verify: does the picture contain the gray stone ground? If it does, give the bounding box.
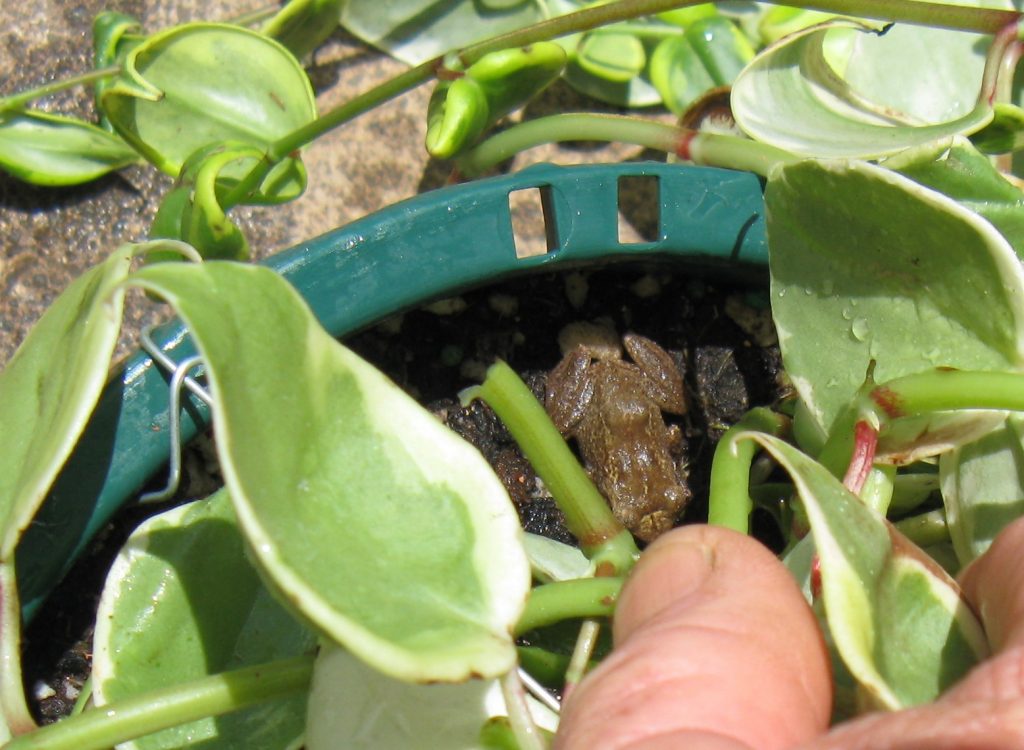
[0,1,647,368]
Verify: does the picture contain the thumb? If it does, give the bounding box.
[554,525,832,750]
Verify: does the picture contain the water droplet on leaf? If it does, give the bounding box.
[851,318,870,341]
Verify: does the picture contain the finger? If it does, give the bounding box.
[959,516,1024,652]
[555,525,832,750]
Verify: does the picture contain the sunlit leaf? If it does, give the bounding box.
[305,644,558,749]
[767,159,1024,437]
[92,491,316,749]
[940,415,1024,567]
[746,432,989,709]
[732,21,995,158]
[0,110,139,186]
[129,261,530,682]
[101,23,316,179]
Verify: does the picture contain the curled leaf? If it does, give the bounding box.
[101,23,316,178]
[732,21,994,158]
[426,43,566,158]
[92,11,143,130]
[0,242,196,559]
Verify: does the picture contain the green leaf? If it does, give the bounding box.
[940,415,1024,567]
[340,0,547,65]
[92,491,315,749]
[648,36,715,116]
[260,0,343,59]
[766,159,1024,437]
[576,32,646,84]
[305,644,558,749]
[732,21,995,158]
[746,433,989,709]
[426,43,566,159]
[971,102,1024,153]
[129,261,530,682]
[884,136,1024,261]
[0,243,195,559]
[101,23,316,179]
[0,110,139,186]
[649,15,753,116]
[683,16,755,86]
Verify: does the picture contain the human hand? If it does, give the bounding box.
[554,520,1024,749]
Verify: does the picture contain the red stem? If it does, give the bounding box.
[842,420,879,495]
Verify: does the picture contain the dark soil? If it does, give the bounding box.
[22,263,784,724]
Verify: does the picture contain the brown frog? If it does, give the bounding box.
[545,330,690,543]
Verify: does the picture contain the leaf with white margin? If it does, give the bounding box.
[129,261,530,682]
[305,643,558,749]
[732,21,994,159]
[940,414,1024,567]
[0,241,197,560]
[745,432,989,709]
[767,158,1024,437]
[93,490,315,749]
[883,136,1024,261]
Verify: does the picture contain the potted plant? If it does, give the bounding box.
[4,0,1024,746]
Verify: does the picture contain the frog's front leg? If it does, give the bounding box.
[623,333,687,415]
[544,345,595,434]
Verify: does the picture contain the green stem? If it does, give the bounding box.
[564,619,601,693]
[515,578,622,634]
[3,656,314,750]
[465,361,630,553]
[894,508,949,547]
[0,66,120,112]
[792,0,1017,32]
[500,670,548,750]
[869,370,1024,418]
[708,408,791,533]
[456,114,798,178]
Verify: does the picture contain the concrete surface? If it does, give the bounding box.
[0,0,648,367]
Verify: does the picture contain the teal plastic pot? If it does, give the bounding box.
[16,161,767,619]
